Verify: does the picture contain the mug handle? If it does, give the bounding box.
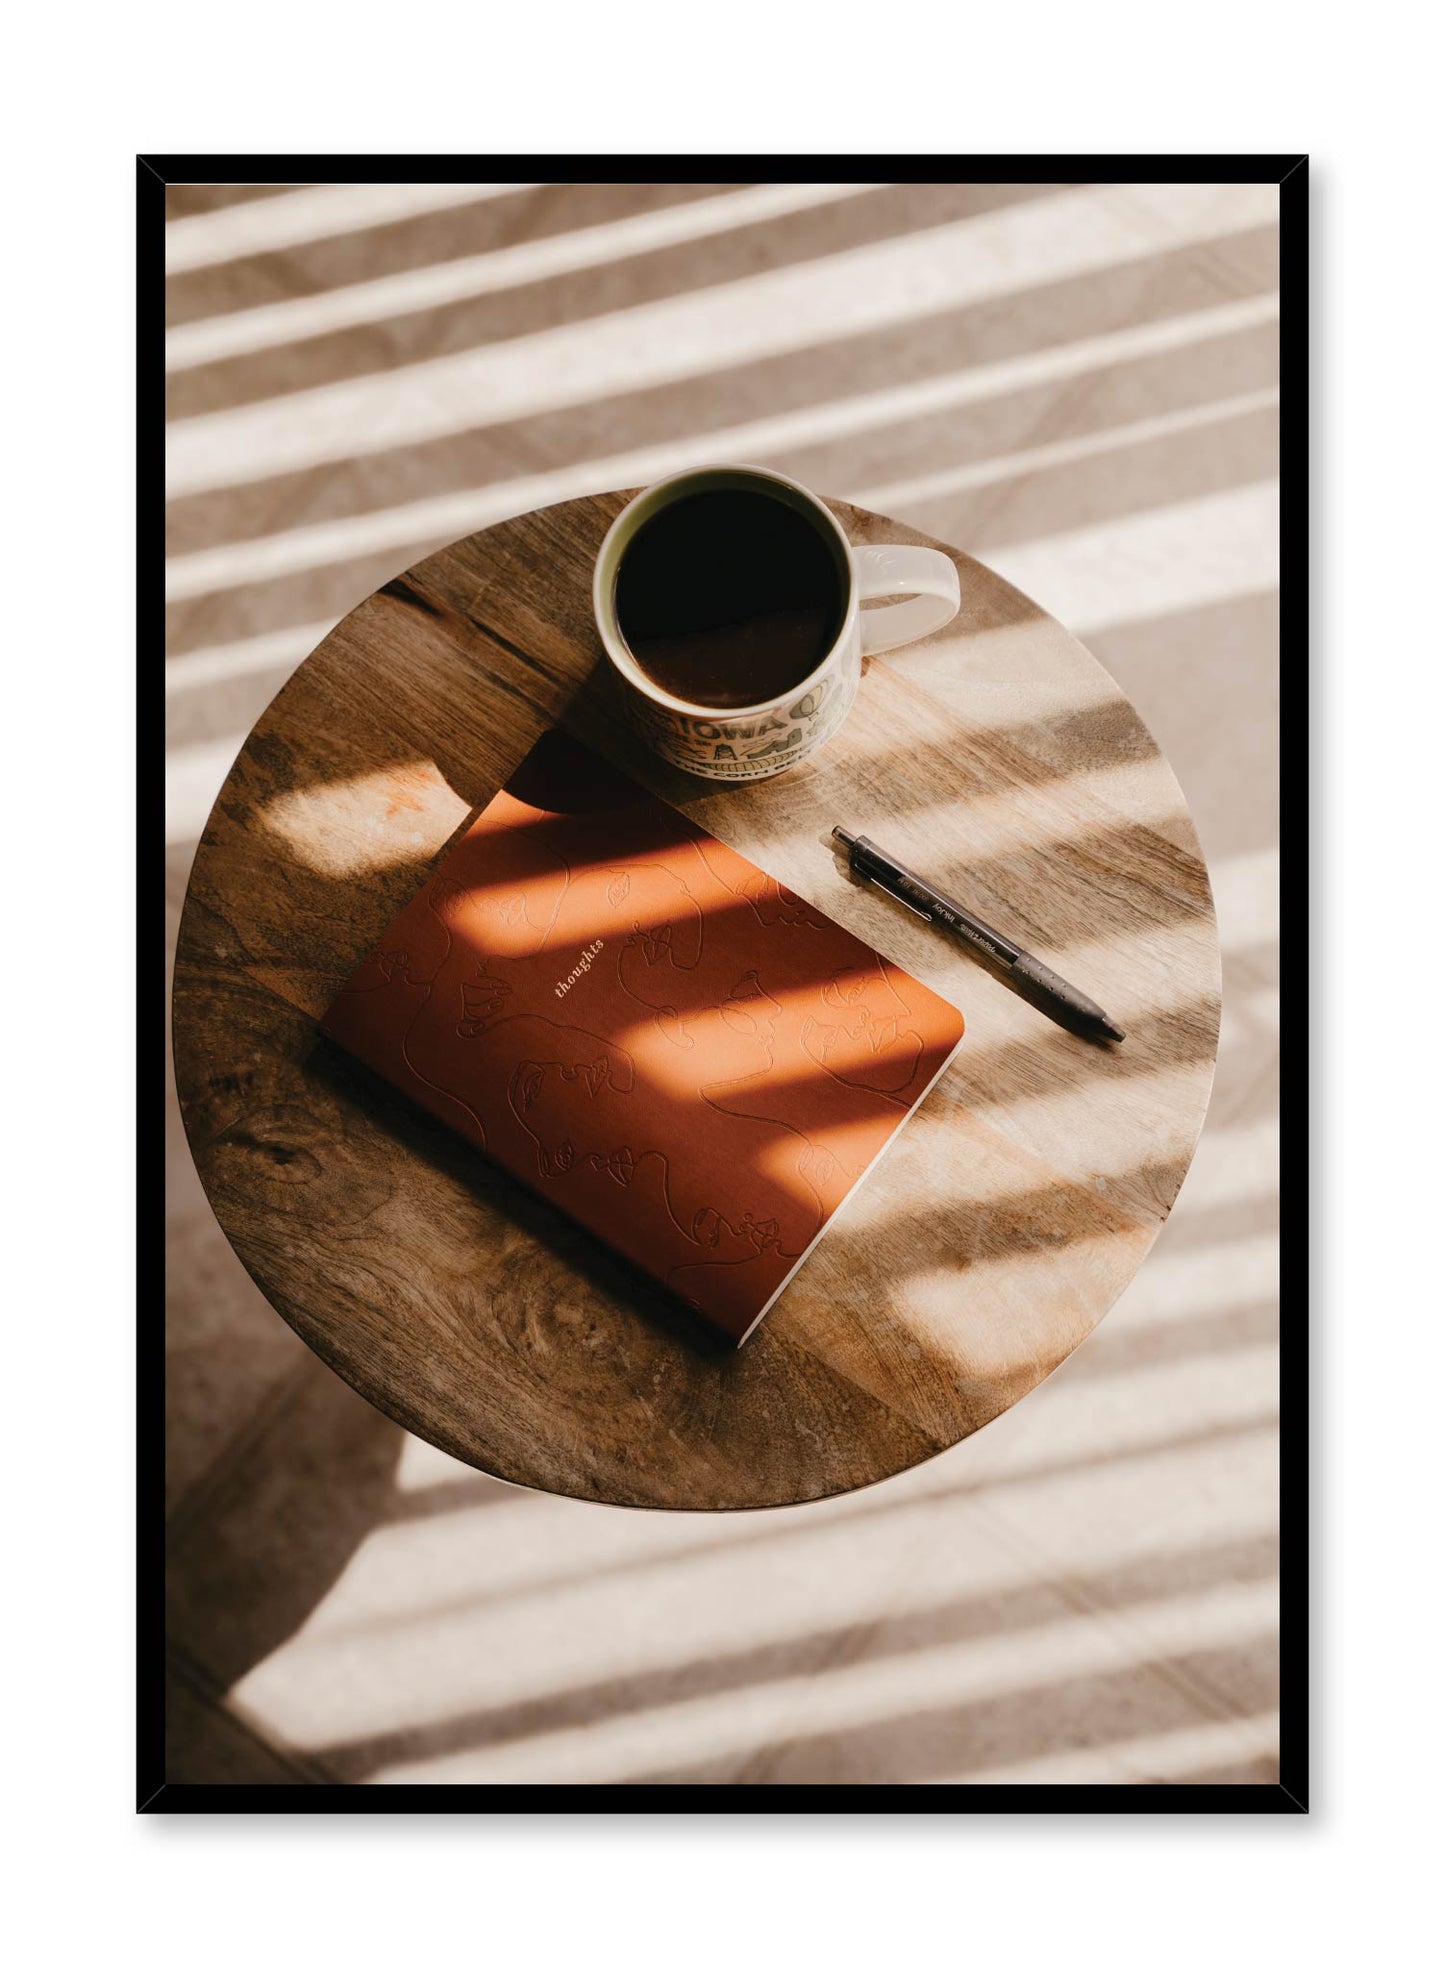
[853,545,961,656]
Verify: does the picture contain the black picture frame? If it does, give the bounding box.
[144,153,1305,1815]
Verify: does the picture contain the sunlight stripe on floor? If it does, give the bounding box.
[1208,845,1280,949]
[1110,1234,1277,1329]
[349,1580,1277,1784]
[166,183,888,369]
[933,1709,1279,1784]
[165,734,245,844]
[165,183,1281,499]
[393,1435,495,1494]
[231,1430,1278,1764]
[985,482,1279,636]
[265,1379,1277,1660]
[855,389,1279,511]
[164,621,335,694]
[1168,1114,1279,1216]
[996,1346,1278,1484]
[164,181,537,274]
[163,291,1279,600]
[1244,985,1280,1028]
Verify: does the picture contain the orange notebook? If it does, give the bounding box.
[320,731,963,1344]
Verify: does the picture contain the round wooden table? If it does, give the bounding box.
[174,493,1220,1511]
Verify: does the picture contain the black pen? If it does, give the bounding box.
[832,828,1125,1044]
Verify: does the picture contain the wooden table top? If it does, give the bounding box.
[173,492,1220,1511]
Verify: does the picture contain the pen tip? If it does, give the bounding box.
[1102,1019,1126,1043]
[832,827,858,851]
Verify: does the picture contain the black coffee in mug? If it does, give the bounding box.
[614,486,845,710]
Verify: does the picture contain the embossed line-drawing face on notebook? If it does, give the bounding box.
[320,730,964,1345]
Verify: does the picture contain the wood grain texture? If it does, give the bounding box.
[173,494,1220,1510]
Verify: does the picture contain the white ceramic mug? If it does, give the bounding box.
[592,464,961,782]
